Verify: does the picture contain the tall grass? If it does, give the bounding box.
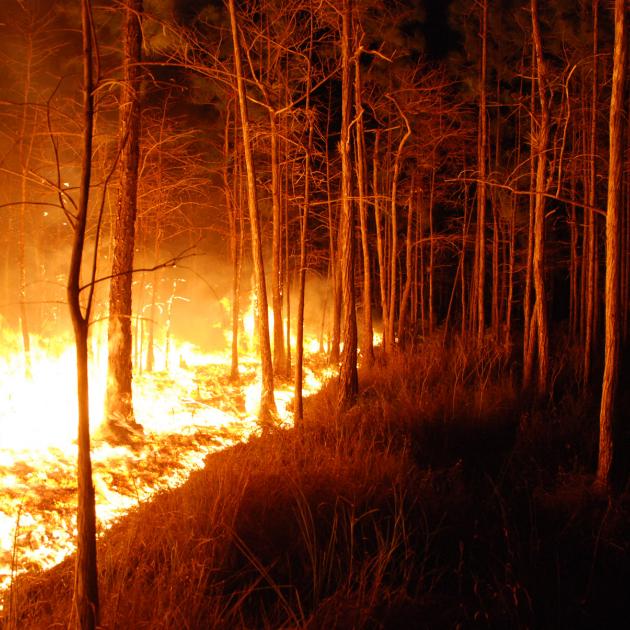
[4,334,630,629]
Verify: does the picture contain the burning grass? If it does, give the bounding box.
[3,336,630,629]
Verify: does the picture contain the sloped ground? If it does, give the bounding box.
[3,338,630,629]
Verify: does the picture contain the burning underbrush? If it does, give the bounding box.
[0,331,328,602]
[3,337,630,629]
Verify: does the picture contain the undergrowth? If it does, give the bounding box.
[3,334,629,629]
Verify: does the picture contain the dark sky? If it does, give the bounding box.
[420,0,460,59]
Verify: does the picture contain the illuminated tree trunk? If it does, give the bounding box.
[270,114,286,376]
[373,130,389,347]
[584,0,599,386]
[397,190,414,343]
[353,41,373,364]
[597,0,626,489]
[224,100,242,381]
[385,98,410,352]
[474,0,488,344]
[337,0,358,408]
[18,30,35,378]
[106,0,143,439]
[326,116,342,364]
[523,40,536,386]
[526,0,550,393]
[68,1,98,626]
[295,12,314,427]
[228,0,276,423]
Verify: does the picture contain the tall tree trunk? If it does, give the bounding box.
[475,0,488,344]
[373,130,389,347]
[69,1,99,626]
[584,0,599,386]
[326,109,341,363]
[385,98,411,352]
[530,0,550,392]
[397,189,414,343]
[228,0,276,423]
[337,0,358,408]
[105,0,143,440]
[354,43,374,363]
[597,0,626,489]
[295,10,314,427]
[225,100,242,381]
[270,114,286,376]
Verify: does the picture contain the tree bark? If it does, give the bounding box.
[354,42,374,364]
[597,0,626,489]
[69,1,99,626]
[337,0,358,408]
[475,0,488,344]
[529,0,550,392]
[228,0,276,423]
[105,0,143,440]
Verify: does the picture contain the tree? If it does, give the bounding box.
[524,0,550,392]
[597,0,626,489]
[228,0,277,424]
[68,1,99,625]
[337,0,358,408]
[105,0,144,442]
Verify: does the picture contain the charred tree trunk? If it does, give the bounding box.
[105,0,143,440]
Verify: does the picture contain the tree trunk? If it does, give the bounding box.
[105,0,143,440]
[597,0,626,489]
[69,2,99,626]
[584,0,599,386]
[295,12,314,427]
[354,46,374,364]
[475,0,488,344]
[385,98,411,352]
[270,114,286,376]
[337,0,358,408]
[228,0,276,423]
[529,0,550,393]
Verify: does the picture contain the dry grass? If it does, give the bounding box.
[3,335,630,629]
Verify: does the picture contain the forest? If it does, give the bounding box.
[0,0,628,628]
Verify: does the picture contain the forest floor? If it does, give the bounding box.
[3,334,630,629]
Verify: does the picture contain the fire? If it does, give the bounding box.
[0,323,330,599]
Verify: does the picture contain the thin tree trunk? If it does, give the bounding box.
[295,10,314,427]
[228,0,276,423]
[385,98,411,352]
[529,0,550,392]
[354,46,374,363]
[597,0,626,489]
[584,0,599,386]
[105,0,143,439]
[69,1,98,626]
[475,0,488,344]
[270,114,286,375]
[337,0,358,408]
[373,130,389,347]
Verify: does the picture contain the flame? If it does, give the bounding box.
[0,321,330,598]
